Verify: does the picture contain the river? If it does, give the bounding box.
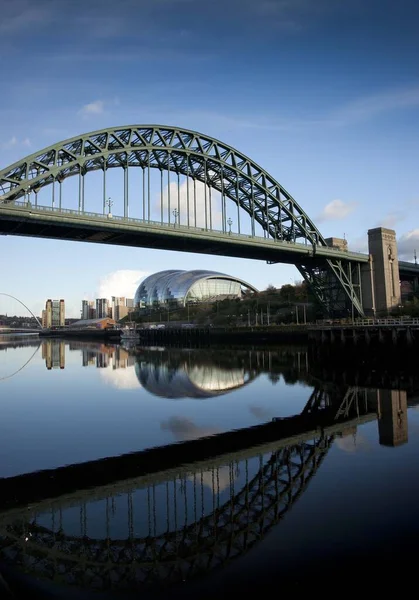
[0,336,418,597]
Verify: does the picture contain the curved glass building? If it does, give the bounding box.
[134,270,257,309]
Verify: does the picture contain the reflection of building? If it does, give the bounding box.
[42,299,65,328]
[96,353,110,368]
[113,347,130,369]
[377,389,408,447]
[82,349,97,367]
[42,341,65,370]
[134,270,257,309]
[134,349,257,398]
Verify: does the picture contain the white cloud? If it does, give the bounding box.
[190,465,235,494]
[160,416,220,441]
[332,85,419,125]
[160,179,223,229]
[78,99,105,117]
[348,234,368,254]
[249,405,273,419]
[398,229,419,261]
[96,269,149,301]
[335,432,370,453]
[376,212,406,229]
[99,365,141,389]
[0,0,52,34]
[1,136,30,149]
[317,199,357,222]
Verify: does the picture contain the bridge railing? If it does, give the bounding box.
[4,201,368,259]
[315,317,419,327]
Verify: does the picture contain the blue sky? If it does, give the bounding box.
[1,0,418,317]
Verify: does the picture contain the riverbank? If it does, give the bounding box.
[137,325,309,345]
[126,322,419,347]
[38,328,121,342]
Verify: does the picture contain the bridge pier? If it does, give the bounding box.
[361,228,401,316]
[377,389,408,447]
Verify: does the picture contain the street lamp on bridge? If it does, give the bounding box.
[227,217,233,235]
[173,208,178,227]
[105,197,113,218]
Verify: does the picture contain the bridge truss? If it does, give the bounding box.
[0,435,333,591]
[0,126,365,316]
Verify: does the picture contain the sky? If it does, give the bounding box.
[0,0,418,318]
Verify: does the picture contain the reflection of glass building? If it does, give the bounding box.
[134,270,257,309]
[134,349,257,399]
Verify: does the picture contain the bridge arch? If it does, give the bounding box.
[0,293,43,328]
[0,435,333,590]
[0,126,364,316]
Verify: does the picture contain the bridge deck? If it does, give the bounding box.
[0,405,376,517]
[0,203,368,265]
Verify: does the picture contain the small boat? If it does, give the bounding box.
[120,328,141,341]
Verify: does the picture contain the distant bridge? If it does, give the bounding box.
[0,327,40,333]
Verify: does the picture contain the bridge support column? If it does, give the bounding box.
[406,327,413,345]
[377,390,408,447]
[365,228,401,316]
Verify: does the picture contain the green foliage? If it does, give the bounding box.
[132,281,317,326]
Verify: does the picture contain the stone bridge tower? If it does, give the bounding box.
[361,227,401,316]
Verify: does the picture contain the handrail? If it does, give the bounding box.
[314,317,419,327]
[2,201,368,259]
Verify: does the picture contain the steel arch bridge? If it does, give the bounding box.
[0,293,43,328]
[0,125,367,316]
[0,435,332,592]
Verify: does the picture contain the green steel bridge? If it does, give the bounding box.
[0,125,376,318]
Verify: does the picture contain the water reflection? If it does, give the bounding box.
[134,347,259,398]
[0,379,415,594]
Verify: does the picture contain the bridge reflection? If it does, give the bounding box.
[0,435,332,591]
[0,365,413,594]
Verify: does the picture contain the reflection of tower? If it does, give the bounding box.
[377,389,408,447]
[113,347,129,369]
[42,341,52,369]
[82,349,97,367]
[96,353,110,368]
[42,341,65,370]
[58,342,65,369]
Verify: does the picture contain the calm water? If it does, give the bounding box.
[1,336,419,597]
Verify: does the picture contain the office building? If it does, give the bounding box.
[114,305,129,321]
[81,300,96,320]
[96,298,109,319]
[42,299,65,328]
[81,300,89,320]
[111,296,125,319]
